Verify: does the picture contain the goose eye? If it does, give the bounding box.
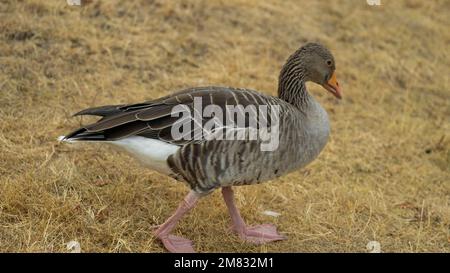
[326,60,332,66]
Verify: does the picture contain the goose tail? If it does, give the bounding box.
[57,128,107,143]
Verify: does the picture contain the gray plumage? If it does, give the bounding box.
[61,42,340,194]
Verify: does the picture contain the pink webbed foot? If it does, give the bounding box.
[153,191,200,253]
[158,234,195,253]
[233,223,287,244]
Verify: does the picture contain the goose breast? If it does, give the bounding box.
[167,96,330,193]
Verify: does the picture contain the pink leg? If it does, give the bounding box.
[221,187,286,244]
[154,191,200,253]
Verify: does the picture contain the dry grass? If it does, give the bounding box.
[0,0,449,253]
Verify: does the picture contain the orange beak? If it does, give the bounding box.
[322,71,342,99]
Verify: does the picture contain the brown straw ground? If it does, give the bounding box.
[0,0,449,252]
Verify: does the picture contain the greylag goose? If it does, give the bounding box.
[59,42,342,253]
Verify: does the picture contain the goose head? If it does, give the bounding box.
[280,42,343,100]
[300,43,342,99]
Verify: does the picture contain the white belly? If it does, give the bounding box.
[110,136,180,175]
